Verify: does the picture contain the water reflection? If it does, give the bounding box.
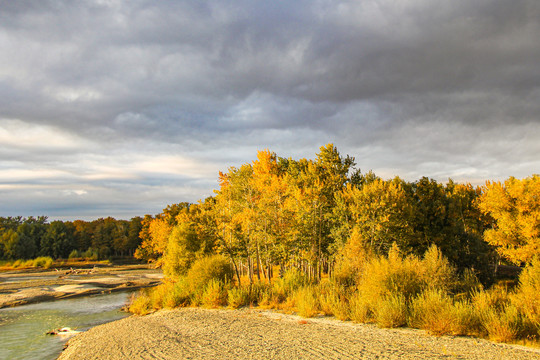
[0,292,131,360]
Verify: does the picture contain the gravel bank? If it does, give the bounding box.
[59,308,540,360]
[0,265,162,308]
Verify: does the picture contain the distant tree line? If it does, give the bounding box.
[0,216,144,260]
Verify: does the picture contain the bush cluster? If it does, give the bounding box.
[130,248,540,346]
[0,256,54,269]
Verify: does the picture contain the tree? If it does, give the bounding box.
[134,204,190,263]
[478,175,540,264]
[1,229,21,260]
[153,197,217,278]
[73,220,93,252]
[215,166,255,284]
[15,223,38,259]
[91,217,117,258]
[251,150,291,282]
[126,217,143,255]
[345,178,413,254]
[41,221,76,259]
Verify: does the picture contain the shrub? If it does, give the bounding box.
[410,289,478,336]
[357,245,424,305]
[374,293,407,328]
[472,285,510,314]
[23,259,34,267]
[482,304,522,343]
[149,282,174,310]
[129,278,192,314]
[247,282,272,307]
[511,257,540,336]
[164,277,191,308]
[83,248,98,261]
[451,300,482,336]
[201,279,228,308]
[282,268,308,294]
[316,281,351,320]
[269,280,288,305]
[186,255,235,294]
[349,291,371,323]
[129,291,153,315]
[421,245,456,292]
[332,261,357,287]
[317,282,337,315]
[295,286,319,318]
[162,223,198,278]
[458,268,484,297]
[33,256,53,268]
[317,291,334,316]
[228,286,252,308]
[68,250,80,260]
[333,229,373,286]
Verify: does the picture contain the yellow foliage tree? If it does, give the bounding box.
[345,178,413,254]
[478,175,540,264]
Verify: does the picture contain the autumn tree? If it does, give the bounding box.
[135,203,190,263]
[163,200,217,278]
[215,165,257,284]
[345,178,413,254]
[478,175,540,264]
[286,144,357,279]
[251,150,292,281]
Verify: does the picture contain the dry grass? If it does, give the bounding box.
[128,249,540,347]
[349,292,371,323]
[294,286,320,318]
[410,289,479,336]
[374,293,407,328]
[128,290,153,315]
[201,279,228,308]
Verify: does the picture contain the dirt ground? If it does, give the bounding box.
[0,264,163,308]
[59,307,540,360]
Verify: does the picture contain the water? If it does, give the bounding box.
[0,292,131,360]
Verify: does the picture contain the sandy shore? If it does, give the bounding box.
[58,307,540,360]
[0,264,162,308]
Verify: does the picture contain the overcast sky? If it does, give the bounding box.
[1,0,539,220]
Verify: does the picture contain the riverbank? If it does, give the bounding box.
[0,264,163,308]
[59,307,540,360]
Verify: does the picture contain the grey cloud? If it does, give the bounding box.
[1,0,539,219]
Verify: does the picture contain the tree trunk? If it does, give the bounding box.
[256,239,262,281]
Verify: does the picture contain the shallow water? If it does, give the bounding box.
[0,292,131,360]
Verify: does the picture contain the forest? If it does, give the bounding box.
[0,216,143,262]
[131,144,540,344]
[135,143,539,282]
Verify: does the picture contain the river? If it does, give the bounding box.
[0,292,132,360]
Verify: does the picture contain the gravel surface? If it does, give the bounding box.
[0,265,162,308]
[58,308,540,360]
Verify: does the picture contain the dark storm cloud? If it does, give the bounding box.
[1,0,539,219]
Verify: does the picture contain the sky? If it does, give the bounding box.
[1,0,539,221]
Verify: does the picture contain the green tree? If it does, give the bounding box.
[1,229,21,259]
[73,220,93,252]
[126,216,143,255]
[41,221,76,259]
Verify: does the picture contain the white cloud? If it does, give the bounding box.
[0,119,92,150]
